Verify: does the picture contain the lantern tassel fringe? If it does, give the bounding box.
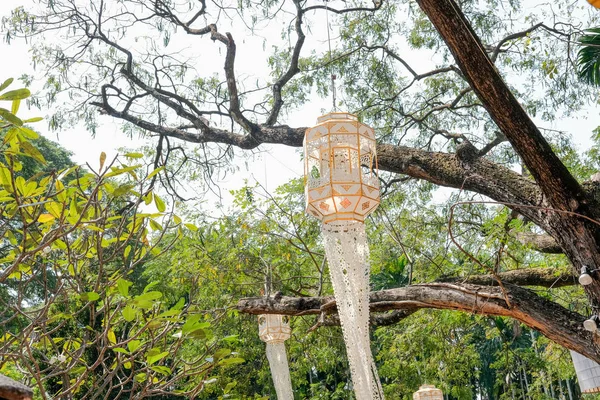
[265,342,294,400]
[322,220,385,400]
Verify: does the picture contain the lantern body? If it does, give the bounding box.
[258,314,291,343]
[570,351,600,393]
[413,385,443,400]
[304,112,380,223]
[588,0,600,9]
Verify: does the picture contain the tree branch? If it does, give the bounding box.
[516,232,563,254]
[416,0,585,213]
[437,267,572,287]
[265,0,306,126]
[237,282,598,362]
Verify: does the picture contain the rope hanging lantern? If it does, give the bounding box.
[304,112,384,400]
[570,351,600,394]
[259,314,294,400]
[413,384,444,400]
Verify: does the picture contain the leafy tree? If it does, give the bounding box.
[0,79,245,399]
[4,0,600,397]
[578,28,600,87]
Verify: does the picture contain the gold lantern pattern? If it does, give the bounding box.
[413,385,444,400]
[258,314,294,400]
[304,112,380,223]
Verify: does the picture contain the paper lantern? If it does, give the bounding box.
[588,0,600,9]
[258,314,291,343]
[259,315,293,400]
[413,384,444,400]
[304,112,384,400]
[570,351,600,394]
[304,112,380,223]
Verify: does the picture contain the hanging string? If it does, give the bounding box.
[324,0,337,111]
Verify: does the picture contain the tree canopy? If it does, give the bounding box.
[2,0,600,398]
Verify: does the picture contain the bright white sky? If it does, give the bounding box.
[0,0,599,212]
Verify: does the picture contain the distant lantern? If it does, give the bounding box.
[413,384,444,400]
[259,314,293,400]
[304,112,380,223]
[588,0,600,9]
[570,351,600,394]
[258,314,291,343]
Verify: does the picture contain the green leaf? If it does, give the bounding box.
[122,306,136,322]
[17,126,39,139]
[45,202,63,219]
[0,88,30,101]
[112,347,129,354]
[185,223,198,231]
[20,141,46,164]
[147,166,164,179]
[22,117,43,123]
[124,152,144,159]
[213,348,231,360]
[151,365,172,375]
[0,78,14,92]
[133,291,162,309]
[149,218,162,231]
[38,214,55,223]
[117,278,133,297]
[80,292,100,302]
[107,329,117,345]
[146,349,169,365]
[127,339,142,353]
[11,99,20,115]
[0,108,23,126]
[154,193,166,212]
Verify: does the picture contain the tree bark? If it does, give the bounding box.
[237,282,597,362]
[415,0,600,314]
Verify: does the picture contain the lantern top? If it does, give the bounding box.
[317,112,359,124]
[413,384,443,400]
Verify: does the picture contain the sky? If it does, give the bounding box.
[0,0,599,212]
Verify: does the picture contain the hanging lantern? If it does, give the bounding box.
[259,314,294,400]
[570,351,600,394]
[588,0,600,9]
[413,385,444,400]
[304,112,380,223]
[304,112,384,400]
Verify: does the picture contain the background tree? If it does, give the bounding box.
[2,0,600,397]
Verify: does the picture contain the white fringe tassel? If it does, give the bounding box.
[322,220,384,400]
[265,342,294,400]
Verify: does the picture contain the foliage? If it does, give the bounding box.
[578,28,600,87]
[0,79,243,399]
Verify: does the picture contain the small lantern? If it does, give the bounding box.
[413,384,444,400]
[304,112,380,223]
[258,314,291,343]
[588,0,600,9]
[570,351,600,394]
[258,315,294,400]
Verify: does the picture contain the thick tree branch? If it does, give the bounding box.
[416,0,584,212]
[437,268,572,287]
[237,282,598,362]
[516,232,563,254]
[265,0,306,126]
